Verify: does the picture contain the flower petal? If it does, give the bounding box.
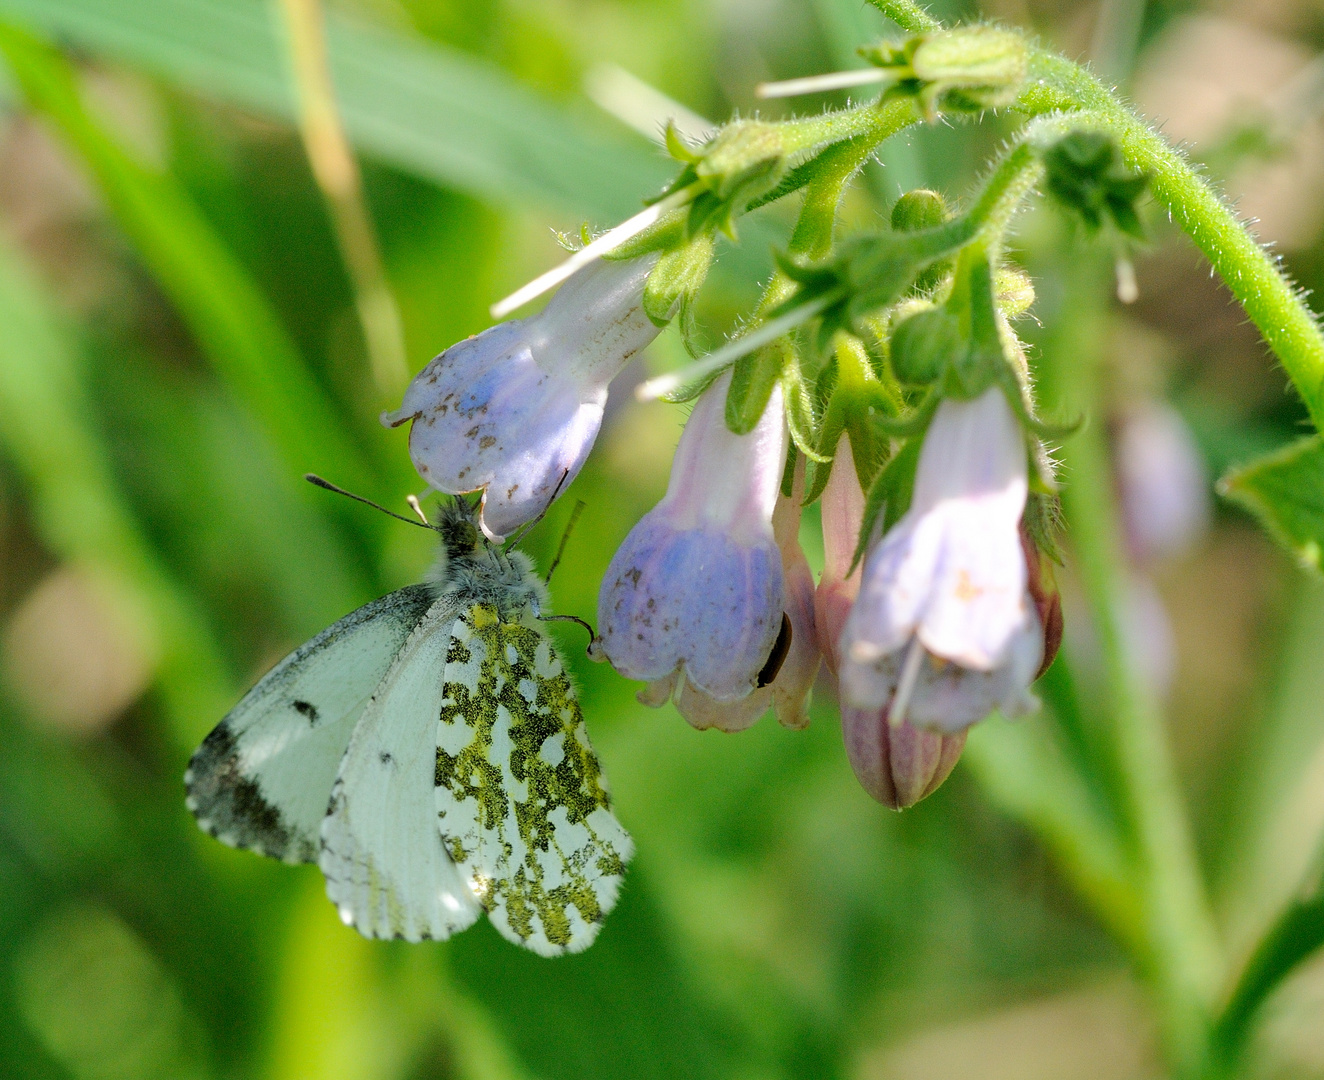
[598,516,784,700]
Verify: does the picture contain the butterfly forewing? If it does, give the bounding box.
[185,584,436,864]
[435,605,634,956]
[319,597,484,942]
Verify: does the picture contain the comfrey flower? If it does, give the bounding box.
[839,387,1043,735]
[382,254,661,541]
[818,434,966,807]
[597,370,798,727]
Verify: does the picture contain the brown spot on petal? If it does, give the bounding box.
[479,436,496,449]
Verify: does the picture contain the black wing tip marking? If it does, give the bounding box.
[185,720,312,864]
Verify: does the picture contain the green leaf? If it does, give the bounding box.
[0,0,671,219]
[0,26,382,497]
[1219,435,1324,572]
[1212,856,1324,1068]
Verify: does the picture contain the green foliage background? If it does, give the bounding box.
[0,0,1322,1077]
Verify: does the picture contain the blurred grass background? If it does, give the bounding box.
[0,0,1322,1077]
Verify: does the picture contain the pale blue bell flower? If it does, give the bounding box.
[382,254,661,541]
[597,370,788,705]
[838,387,1041,734]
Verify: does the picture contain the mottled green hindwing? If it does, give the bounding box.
[435,604,634,956]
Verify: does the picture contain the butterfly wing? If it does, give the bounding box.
[435,605,635,956]
[319,597,483,942]
[185,584,436,864]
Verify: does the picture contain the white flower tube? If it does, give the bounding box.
[838,387,1042,733]
[382,254,661,541]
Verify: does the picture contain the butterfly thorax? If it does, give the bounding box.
[426,502,547,620]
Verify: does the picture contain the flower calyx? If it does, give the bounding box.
[1042,130,1150,240]
[859,26,1027,122]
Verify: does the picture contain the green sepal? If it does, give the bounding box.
[944,255,1002,399]
[783,356,829,463]
[1219,435,1324,572]
[660,366,726,404]
[1043,130,1151,240]
[664,121,701,164]
[1024,490,1065,566]
[849,434,923,576]
[643,232,715,327]
[726,339,788,434]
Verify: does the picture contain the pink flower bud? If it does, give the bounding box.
[815,433,866,675]
[841,703,966,809]
[597,370,788,708]
[382,255,661,541]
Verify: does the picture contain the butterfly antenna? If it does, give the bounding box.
[545,499,586,584]
[505,470,572,549]
[305,474,434,530]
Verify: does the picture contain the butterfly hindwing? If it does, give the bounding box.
[435,605,635,956]
[319,596,483,942]
[185,584,436,864]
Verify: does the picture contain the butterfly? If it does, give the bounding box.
[184,486,633,956]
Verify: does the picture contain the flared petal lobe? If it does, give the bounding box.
[597,371,788,703]
[384,255,660,540]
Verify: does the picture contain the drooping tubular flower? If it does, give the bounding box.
[817,434,966,808]
[382,254,661,541]
[838,387,1044,735]
[597,370,797,725]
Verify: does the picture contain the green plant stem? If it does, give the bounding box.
[277,0,408,397]
[1050,260,1221,1075]
[869,2,1324,429]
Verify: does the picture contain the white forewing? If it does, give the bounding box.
[435,606,634,956]
[185,585,435,864]
[319,598,483,942]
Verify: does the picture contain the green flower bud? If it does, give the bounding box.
[891,189,950,232]
[695,120,787,201]
[890,306,961,386]
[861,27,1026,120]
[910,27,1027,113]
[995,267,1035,319]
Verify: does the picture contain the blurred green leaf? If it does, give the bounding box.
[15,902,212,1080]
[0,0,672,220]
[0,25,382,497]
[1212,852,1324,1069]
[963,711,1143,957]
[1219,434,1324,572]
[0,231,233,750]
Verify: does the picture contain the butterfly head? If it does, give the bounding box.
[428,498,546,617]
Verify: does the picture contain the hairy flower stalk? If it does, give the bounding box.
[597,370,795,724]
[839,387,1043,735]
[382,254,661,541]
[819,435,966,807]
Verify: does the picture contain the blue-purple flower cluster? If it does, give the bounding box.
[386,254,1060,808]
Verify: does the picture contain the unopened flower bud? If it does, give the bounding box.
[598,370,788,708]
[1021,521,1063,679]
[841,704,966,809]
[909,27,1027,112]
[891,189,950,233]
[815,433,866,675]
